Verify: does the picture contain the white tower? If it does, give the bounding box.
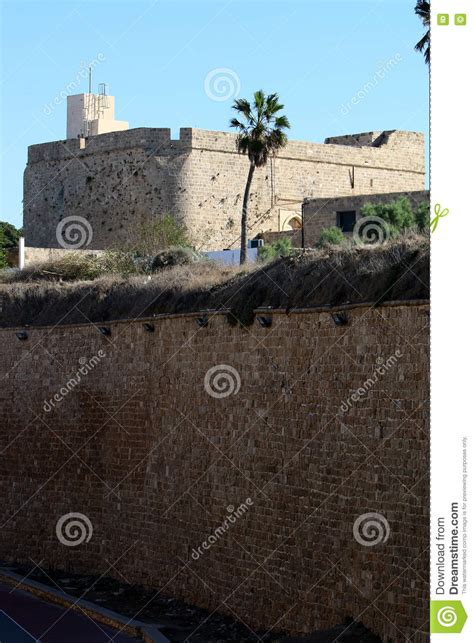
[66,83,129,139]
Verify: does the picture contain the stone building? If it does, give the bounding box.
[303,189,429,244]
[263,189,429,248]
[23,125,425,251]
[66,90,128,139]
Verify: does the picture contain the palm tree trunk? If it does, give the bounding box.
[240,162,255,265]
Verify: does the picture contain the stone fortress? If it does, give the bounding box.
[23,90,426,251]
[5,90,430,642]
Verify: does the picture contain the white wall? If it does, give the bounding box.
[205,248,258,265]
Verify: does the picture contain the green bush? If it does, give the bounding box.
[361,197,415,236]
[0,222,21,249]
[272,237,292,256]
[257,244,276,262]
[316,226,345,247]
[257,237,292,262]
[414,202,430,232]
[0,228,7,269]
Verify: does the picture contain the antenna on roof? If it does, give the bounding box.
[88,66,92,94]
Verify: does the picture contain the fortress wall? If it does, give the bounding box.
[24,143,191,250]
[0,304,429,640]
[183,128,425,248]
[24,128,425,251]
[188,128,425,173]
[26,128,188,163]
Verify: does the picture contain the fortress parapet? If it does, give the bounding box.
[24,127,425,250]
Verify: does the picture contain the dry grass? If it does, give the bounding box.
[0,234,429,328]
[1,254,101,283]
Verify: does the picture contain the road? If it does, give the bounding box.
[0,583,139,642]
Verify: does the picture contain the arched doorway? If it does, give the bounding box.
[281,214,302,231]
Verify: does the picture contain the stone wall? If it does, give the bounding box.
[262,228,303,247]
[0,303,429,640]
[24,128,425,251]
[23,247,104,266]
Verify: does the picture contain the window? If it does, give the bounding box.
[337,210,356,233]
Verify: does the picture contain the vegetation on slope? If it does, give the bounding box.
[0,234,429,328]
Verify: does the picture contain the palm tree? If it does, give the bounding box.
[415,0,430,65]
[230,90,290,264]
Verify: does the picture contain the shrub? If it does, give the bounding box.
[0,222,21,249]
[0,228,7,269]
[101,250,144,276]
[151,246,204,270]
[257,237,292,262]
[127,215,190,255]
[414,202,430,232]
[257,244,276,262]
[0,228,7,270]
[361,197,415,236]
[272,237,292,256]
[316,226,345,247]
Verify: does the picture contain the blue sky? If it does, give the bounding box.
[0,0,429,229]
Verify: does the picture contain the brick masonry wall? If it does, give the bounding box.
[0,304,429,640]
[24,128,425,251]
[262,229,303,247]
